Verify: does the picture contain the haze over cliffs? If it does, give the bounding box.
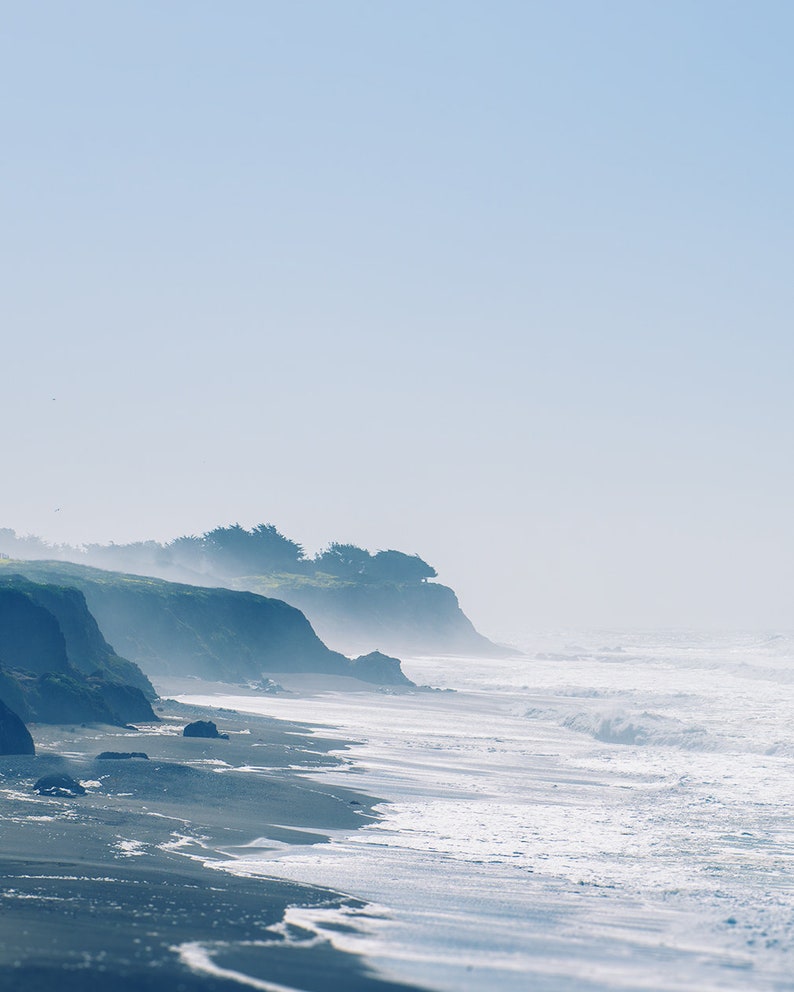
[0,560,412,687]
[0,520,505,740]
[0,524,510,657]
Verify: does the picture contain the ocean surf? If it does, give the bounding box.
[173,629,794,991]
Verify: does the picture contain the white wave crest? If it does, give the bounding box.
[563,709,710,748]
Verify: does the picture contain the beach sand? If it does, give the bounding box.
[0,688,426,991]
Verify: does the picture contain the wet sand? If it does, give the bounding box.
[0,691,426,991]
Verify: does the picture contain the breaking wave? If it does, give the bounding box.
[562,709,710,748]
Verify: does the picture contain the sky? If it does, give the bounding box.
[2,1,793,634]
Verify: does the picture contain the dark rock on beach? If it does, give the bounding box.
[183,719,229,739]
[0,697,35,754]
[33,773,86,797]
[96,751,149,760]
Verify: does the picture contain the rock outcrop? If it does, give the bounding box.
[183,719,228,740]
[349,650,413,686]
[96,751,149,760]
[33,773,86,797]
[0,697,35,754]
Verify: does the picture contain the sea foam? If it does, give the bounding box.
[174,629,794,991]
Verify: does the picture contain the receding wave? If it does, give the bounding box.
[176,940,309,992]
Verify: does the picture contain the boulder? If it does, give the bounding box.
[33,773,86,797]
[349,650,413,686]
[0,697,35,754]
[96,751,149,760]
[183,719,228,740]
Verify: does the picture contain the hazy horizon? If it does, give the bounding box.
[3,1,792,632]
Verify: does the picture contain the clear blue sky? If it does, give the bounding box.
[2,1,793,632]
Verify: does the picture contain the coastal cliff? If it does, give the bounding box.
[0,560,414,686]
[0,576,157,726]
[0,525,513,658]
[238,571,503,657]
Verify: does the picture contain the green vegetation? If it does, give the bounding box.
[0,525,436,586]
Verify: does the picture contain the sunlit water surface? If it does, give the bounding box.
[177,630,794,991]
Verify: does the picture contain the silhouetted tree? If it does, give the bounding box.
[368,550,437,582]
[0,529,66,561]
[313,543,373,579]
[168,535,208,572]
[202,523,305,576]
[248,524,305,572]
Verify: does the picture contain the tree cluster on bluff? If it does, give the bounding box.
[0,524,438,584]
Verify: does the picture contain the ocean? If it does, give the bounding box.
[174,630,794,991]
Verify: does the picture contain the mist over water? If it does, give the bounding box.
[177,629,794,991]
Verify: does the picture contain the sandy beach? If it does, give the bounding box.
[0,691,426,992]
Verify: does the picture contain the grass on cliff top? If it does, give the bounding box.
[235,571,356,594]
[0,559,222,595]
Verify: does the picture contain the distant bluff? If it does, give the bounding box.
[0,525,514,658]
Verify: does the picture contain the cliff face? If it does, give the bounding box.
[0,561,415,685]
[0,577,158,726]
[237,575,510,658]
[0,575,155,697]
[81,579,356,681]
[0,587,70,674]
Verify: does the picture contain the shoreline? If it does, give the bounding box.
[168,652,794,992]
[0,694,428,992]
